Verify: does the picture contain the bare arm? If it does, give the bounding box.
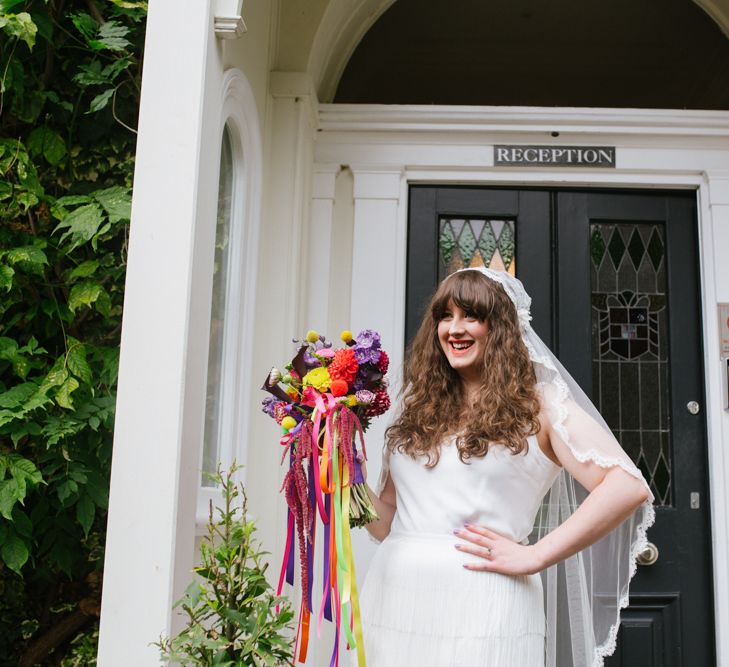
[530,427,650,570]
[455,418,650,574]
[361,459,397,542]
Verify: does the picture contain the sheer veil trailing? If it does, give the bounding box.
[374,267,656,667]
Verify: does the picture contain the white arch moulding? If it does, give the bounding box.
[308,0,395,102]
[196,67,264,526]
[696,0,729,37]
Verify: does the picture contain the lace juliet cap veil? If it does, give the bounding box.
[374,267,656,667]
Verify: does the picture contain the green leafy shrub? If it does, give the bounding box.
[157,463,295,666]
[0,1,145,663]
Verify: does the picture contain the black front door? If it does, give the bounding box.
[407,186,715,667]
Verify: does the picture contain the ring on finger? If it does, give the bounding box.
[485,547,493,557]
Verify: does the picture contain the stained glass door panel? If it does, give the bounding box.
[590,222,672,505]
[438,218,516,279]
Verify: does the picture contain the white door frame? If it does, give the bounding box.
[313,104,729,664]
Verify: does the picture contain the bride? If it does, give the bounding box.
[353,267,654,667]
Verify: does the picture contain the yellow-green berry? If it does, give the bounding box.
[281,416,297,431]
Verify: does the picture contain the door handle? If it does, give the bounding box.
[636,542,659,566]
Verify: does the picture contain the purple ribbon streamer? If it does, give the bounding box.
[323,492,332,622]
[285,509,295,586]
[286,449,295,586]
[352,453,365,485]
[307,459,316,613]
[328,609,340,667]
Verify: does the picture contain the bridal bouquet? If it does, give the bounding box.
[261,329,391,666]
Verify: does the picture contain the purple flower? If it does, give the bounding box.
[354,329,382,364]
[356,329,380,348]
[303,340,325,367]
[262,395,278,417]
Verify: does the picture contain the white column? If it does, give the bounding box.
[247,72,317,522]
[98,1,225,663]
[307,165,339,332]
[703,171,729,667]
[258,73,317,336]
[347,166,406,588]
[244,71,324,661]
[328,168,356,333]
[349,167,406,346]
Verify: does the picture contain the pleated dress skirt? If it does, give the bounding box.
[349,531,546,667]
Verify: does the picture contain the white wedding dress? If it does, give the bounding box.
[350,434,561,667]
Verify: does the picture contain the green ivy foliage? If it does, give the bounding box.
[0,1,145,663]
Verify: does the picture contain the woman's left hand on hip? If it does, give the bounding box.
[453,523,543,576]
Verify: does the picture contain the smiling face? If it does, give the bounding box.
[437,300,490,384]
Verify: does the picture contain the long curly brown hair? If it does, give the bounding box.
[386,270,541,467]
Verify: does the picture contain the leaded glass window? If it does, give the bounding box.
[438,218,516,279]
[590,223,671,505]
[201,125,234,486]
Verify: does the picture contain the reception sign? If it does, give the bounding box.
[494,145,616,167]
